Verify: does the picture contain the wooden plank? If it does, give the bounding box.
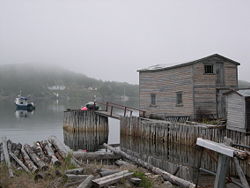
[233,157,250,188]
[2,137,14,177]
[214,155,230,188]
[92,170,133,187]
[196,138,235,157]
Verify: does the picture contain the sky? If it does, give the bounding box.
[0,0,250,84]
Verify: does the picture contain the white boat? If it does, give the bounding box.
[15,92,35,110]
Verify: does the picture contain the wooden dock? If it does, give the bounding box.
[94,101,146,120]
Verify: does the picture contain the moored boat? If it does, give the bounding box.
[15,93,35,110]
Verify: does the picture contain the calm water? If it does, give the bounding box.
[0,99,120,145]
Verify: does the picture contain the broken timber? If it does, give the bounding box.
[196,138,249,188]
[2,137,14,177]
[92,170,133,187]
[103,143,196,188]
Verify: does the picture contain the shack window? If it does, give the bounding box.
[151,94,156,105]
[204,64,214,74]
[176,92,183,106]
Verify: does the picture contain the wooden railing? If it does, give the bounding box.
[94,101,146,118]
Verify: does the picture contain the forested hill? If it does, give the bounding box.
[0,64,138,100]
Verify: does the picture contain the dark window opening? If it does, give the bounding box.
[151,94,156,105]
[176,92,183,106]
[204,64,214,74]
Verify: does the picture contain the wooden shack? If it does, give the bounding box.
[225,89,250,133]
[138,54,240,120]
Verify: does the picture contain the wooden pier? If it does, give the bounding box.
[94,101,146,120]
[63,110,108,132]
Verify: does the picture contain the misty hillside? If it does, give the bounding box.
[0,64,138,100]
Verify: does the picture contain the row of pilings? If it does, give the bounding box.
[120,116,250,179]
[63,110,109,151]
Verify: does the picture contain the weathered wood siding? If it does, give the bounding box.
[139,56,239,119]
[63,110,109,132]
[193,60,238,119]
[226,93,246,132]
[121,117,250,178]
[139,65,194,117]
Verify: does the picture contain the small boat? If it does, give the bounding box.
[85,101,99,110]
[15,92,35,110]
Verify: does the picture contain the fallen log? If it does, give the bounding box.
[76,175,94,188]
[92,170,133,187]
[2,137,14,177]
[104,143,196,188]
[9,152,30,173]
[13,143,22,159]
[21,147,38,173]
[73,151,120,161]
[48,136,80,167]
[98,169,120,177]
[115,159,130,167]
[33,142,50,163]
[0,142,4,162]
[64,174,89,182]
[48,136,69,158]
[24,144,48,171]
[43,140,61,166]
[65,168,84,175]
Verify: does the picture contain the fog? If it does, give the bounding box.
[0,0,250,84]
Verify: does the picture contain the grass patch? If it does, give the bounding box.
[132,171,153,188]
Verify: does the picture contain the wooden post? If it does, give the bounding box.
[106,102,109,111]
[110,106,113,117]
[214,154,230,188]
[233,157,250,188]
[124,107,127,117]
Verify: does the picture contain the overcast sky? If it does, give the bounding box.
[0,0,249,84]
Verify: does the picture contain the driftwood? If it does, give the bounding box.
[65,168,84,175]
[13,143,22,159]
[98,169,120,177]
[92,170,133,187]
[73,151,120,160]
[9,152,30,173]
[76,175,94,188]
[2,137,14,177]
[43,140,61,166]
[21,147,38,173]
[0,142,4,162]
[24,144,49,171]
[33,142,50,163]
[115,159,130,166]
[24,144,48,170]
[48,136,80,167]
[48,136,69,158]
[64,174,89,182]
[104,143,196,188]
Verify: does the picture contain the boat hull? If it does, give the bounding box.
[16,104,35,111]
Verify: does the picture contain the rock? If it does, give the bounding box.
[164,181,174,188]
[130,177,141,185]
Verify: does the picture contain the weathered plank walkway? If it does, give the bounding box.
[94,101,146,120]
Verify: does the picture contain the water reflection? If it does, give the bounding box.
[63,130,108,152]
[15,109,34,118]
[120,136,217,183]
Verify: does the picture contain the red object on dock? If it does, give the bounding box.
[81,107,88,111]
